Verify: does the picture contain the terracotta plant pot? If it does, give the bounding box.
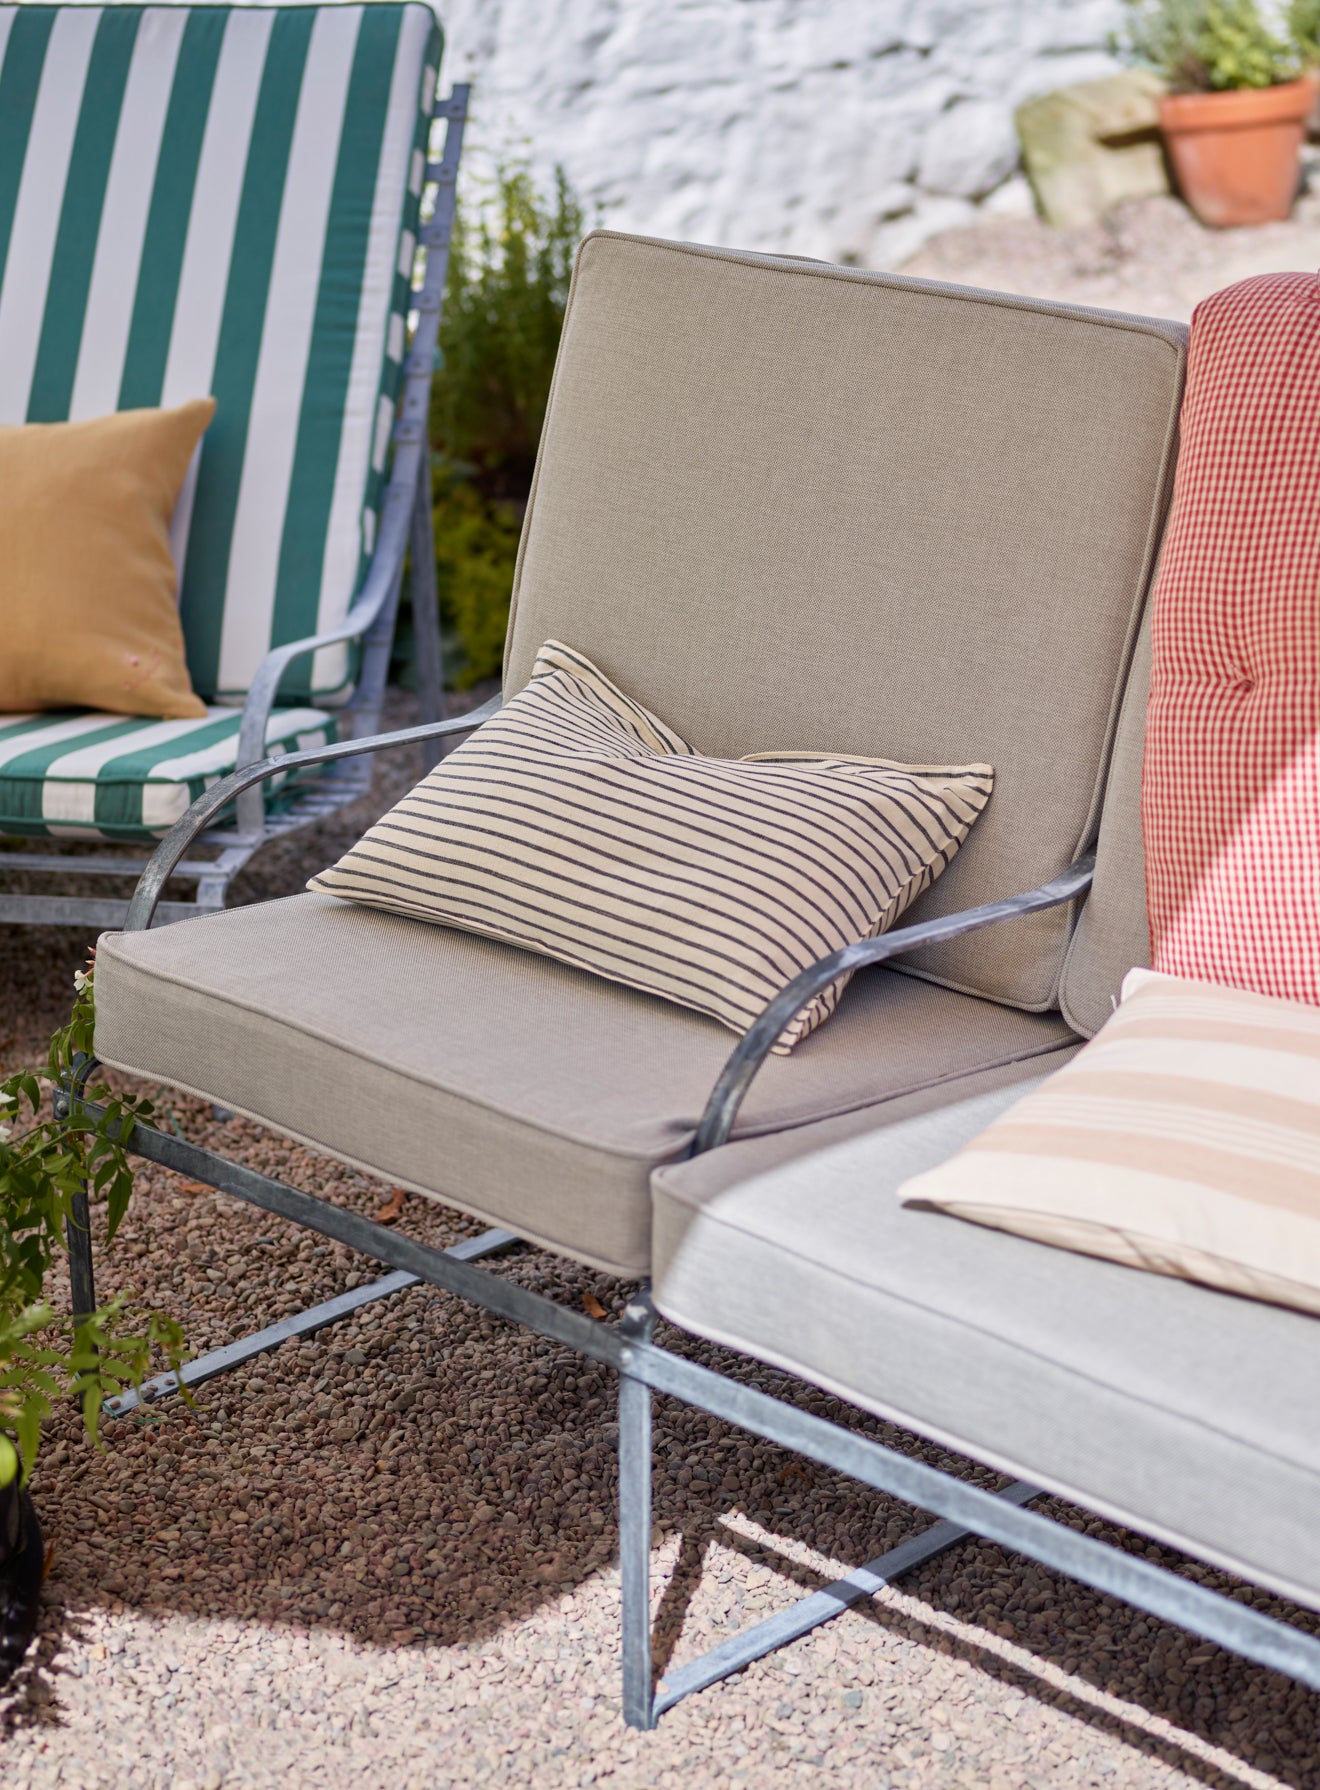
[1159,79,1313,227]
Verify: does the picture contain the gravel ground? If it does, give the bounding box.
[3,195,1320,1783]
[901,181,1320,321]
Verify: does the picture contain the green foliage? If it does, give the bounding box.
[429,466,524,688]
[1288,0,1320,64]
[1118,0,1298,90]
[0,964,186,1486]
[427,163,585,686]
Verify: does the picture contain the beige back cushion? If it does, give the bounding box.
[506,233,1186,1009]
[1059,613,1154,1035]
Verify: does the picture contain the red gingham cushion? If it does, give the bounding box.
[1143,272,1320,1004]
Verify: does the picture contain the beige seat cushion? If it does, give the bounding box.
[509,233,1186,1009]
[94,894,1073,1276]
[651,1055,1320,1611]
[905,968,1320,1316]
[311,641,993,1051]
[0,402,214,719]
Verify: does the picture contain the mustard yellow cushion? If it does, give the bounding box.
[0,400,215,719]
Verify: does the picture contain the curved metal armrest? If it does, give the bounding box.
[123,694,502,931]
[690,852,1096,1156]
[235,593,386,764]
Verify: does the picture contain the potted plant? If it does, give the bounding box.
[1287,0,1320,131]
[1121,0,1314,225]
[0,964,183,1684]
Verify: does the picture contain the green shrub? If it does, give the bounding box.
[1118,0,1297,91]
[1289,0,1320,64]
[429,466,523,686]
[425,163,585,687]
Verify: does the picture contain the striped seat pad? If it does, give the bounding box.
[903,969,1320,1317]
[311,642,994,1052]
[0,3,440,702]
[0,706,336,841]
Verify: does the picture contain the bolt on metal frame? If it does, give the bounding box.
[61,735,1320,1729]
[0,85,471,934]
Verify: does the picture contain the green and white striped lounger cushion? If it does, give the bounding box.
[0,1,439,703]
[0,707,336,842]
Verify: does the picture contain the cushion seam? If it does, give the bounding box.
[579,231,1189,359]
[93,1055,648,1279]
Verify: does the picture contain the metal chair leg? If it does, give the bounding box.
[410,458,447,774]
[619,1292,657,1730]
[56,1056,99,1331]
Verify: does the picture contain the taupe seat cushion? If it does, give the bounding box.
[509,232,1186,1009]
[94,894,1073,1276]
[652,1064,1320,1609]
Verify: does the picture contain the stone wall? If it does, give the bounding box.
[438,0,1126,267]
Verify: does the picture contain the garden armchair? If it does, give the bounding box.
[86,236,1320,1735]
[0,1,465,930]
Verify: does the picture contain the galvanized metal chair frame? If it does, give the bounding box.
[58,719,1320,1731]
[0,84,471,934]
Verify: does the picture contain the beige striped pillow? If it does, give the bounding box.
[903,969,1320,1314]
[310,641,993,1052]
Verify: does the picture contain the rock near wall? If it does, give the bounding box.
[439,0,1126,266]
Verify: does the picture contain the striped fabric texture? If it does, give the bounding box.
[903,969,1320,1317]
[311,642,994,1051]
[1143,273,1320,1006]
[0,705,336,840]
[0,2,440,701]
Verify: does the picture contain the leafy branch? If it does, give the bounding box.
[0,959,187,1486]
[1118,0,1298,92]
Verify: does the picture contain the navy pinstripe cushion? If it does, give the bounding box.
[0,2,439,701]
[310,642,994,1051]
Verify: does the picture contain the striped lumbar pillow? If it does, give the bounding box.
[903,968,1320,1314]
[310,642,993,1051]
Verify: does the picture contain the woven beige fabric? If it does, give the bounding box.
[311,642,993,1051]
[903,968,1320,1315]
[505,232,1186,1009]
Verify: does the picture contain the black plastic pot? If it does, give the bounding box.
[0,1477,43,1687]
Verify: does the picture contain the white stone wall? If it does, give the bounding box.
[438,0,1126,267]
